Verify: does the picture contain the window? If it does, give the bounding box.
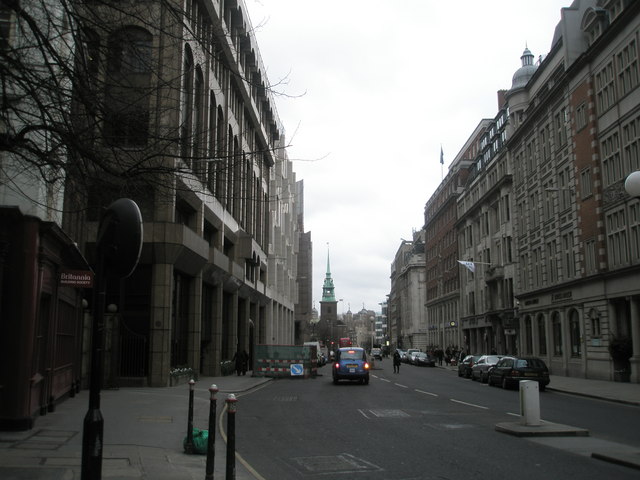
[180,46,194,161]
[562,232,576,279]
[537,316,547,355]
[552,313,563,356]
[547,240,558,283]
[0,6,13,50]
[630,203,640,262]
[530,191,539,228]
[617,39,638,98]
[622,115,640,173]
[595,61,616,114]
[534,247,542,287]
[585,239,597,274]
[601,132,622,186]
[589,309,601,338]
[576,103,587,131]
[104,27,153,147]
[524,317,533,354]
[555,108,567,147]
[580,168,593,198]
[569,311,581,357]
[607,208,629,267]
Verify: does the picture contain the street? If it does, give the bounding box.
[234,360,640,479]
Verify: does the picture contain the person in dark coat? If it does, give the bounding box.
[233,350,248,376]
[393,350,402,373]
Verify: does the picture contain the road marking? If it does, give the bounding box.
[507,412,520,417]
[450,399,489,410]
[379,378,391,383]
[395,383,408,388]
[415,389,438,397]
[357,409,372,419]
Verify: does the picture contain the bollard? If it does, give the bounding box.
[185,379,196,454]
[205,384,219,480]
[225,394,238,480]
[519,380,541,426]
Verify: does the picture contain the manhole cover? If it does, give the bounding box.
[288,453,381,475]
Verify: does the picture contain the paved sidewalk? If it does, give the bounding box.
[1,370,639,479]
[0,374,272,480]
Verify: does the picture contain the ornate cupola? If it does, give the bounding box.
[511,46,537,90]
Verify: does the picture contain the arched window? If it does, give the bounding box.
[537,314,547,355]
[524,316,533,354]
[552,312,563,356]
[73,28,100,138]
[104,27,152,147]
[569,310,581,357]
[207,91,217,193]
[193,66,204,177]
[180,46,194,162]
[215,106,225,201]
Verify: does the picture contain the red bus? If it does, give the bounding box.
[339,337,352,348]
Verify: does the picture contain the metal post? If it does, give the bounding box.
[185,379,196,454]
[81,251,106,480]
[225,394,238,480]
[205,384,219,480]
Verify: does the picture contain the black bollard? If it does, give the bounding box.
[185,379,196,454]
[225,394,238,480]
[205,384,219,480]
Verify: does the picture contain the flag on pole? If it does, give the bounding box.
[440,146,444,165]
[457,260,475,273]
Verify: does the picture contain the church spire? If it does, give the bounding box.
[321,244,336,302]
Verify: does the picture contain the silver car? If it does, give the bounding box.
[471,354,503,383]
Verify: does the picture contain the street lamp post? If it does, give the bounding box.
[81,199,143,480]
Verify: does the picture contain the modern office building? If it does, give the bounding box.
[1,0,302,429]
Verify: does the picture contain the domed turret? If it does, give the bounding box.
[511,47,537,90]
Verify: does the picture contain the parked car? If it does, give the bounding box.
[413,352,436,367]
[471,355,503,383]
[404,348,421,363]
[457,354,481,378]
[487,355,550,391]
[332,347,370,385]
[371,348,383,360]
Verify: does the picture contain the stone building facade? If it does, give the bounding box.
[420,0,640,382]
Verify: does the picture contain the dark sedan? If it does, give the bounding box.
[413,352,436,367]
[457,355,481,378]
[487,355,550,391]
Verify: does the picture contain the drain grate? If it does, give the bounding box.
[288,453,381,475]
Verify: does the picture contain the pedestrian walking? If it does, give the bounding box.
[393,350,401,373]
[232,349,248,376]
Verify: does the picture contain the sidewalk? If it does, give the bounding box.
[0,374,272,480]
[1,371,639,479]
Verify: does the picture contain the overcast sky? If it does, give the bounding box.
[244,0,569,315]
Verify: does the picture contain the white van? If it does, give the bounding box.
[303,341,325,366]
